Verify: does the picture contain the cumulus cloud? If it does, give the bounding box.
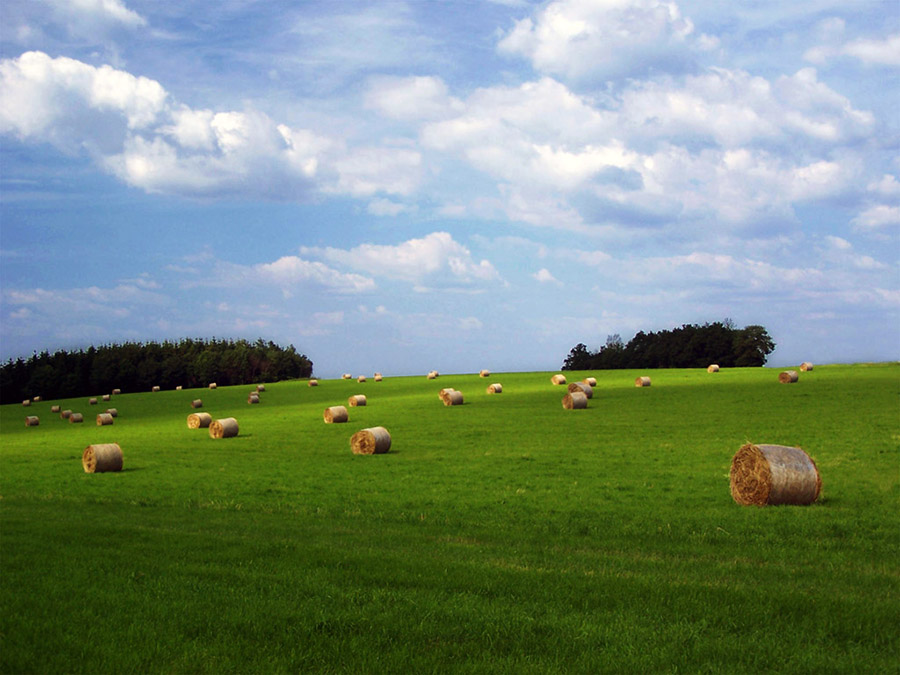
[365,75,463,121]
[47,0,146,28]
[805,31,900,67]
[533,268,561,284]
[851,205,900,232]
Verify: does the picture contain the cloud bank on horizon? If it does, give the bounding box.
[1,0,897,376]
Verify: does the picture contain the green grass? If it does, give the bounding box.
[1,365,898,673]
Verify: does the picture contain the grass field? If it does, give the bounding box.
[1,364,898,673]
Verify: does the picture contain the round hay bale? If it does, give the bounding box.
[106,408,118,418]
[82,443,123,473]
[779,370,799,383]
[112,388,121,395]
[583,377,597,387]
[22,399,31,407]
[25,416,40,427]
[800,362,814,372]
[257,384,266,392]
[479,369,490,377]
[438,387,455,402]
[357,375,367,383]
[443,390,464,406]
[33,396,42,402]
[69,413,84,424]
[342,373,352,380]
[551,374,567,385]
[730,443,822,506]
[187,412,212,429]
[209,383,217,389]
[350,426,391,455]
[209,417,239,439]
[635,376,652,387]
[51,405,61,413]
[568,382,593,399]
[102,394,111,401]
[374,373,383,382]
[176,385,183,391]
[487,383,503,394]
[348,394,367,407]
[61,409,72,419]
[248,393,260,404]
[308,379,318,387]
[151,386,160,393]
[562,391,588,409]
[89,398,98,405]
[427,371,438,379]
[707,364,720,373]
[191,399,203,409]
[96,413,114,426]
[324,405,349,424]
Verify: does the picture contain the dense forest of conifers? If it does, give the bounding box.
[562,322,775,371]
[0,338,313,405]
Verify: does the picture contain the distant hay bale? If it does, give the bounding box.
[96,413,114,426]
[102,394,111,401]
[112,388,121,395]
[568,382,593,399]
[374,373,383,382]
[350,426,391,455]
[61,409,72,419]
[209,383,217,389]
[730,443,822,506]
[443,390,464,406]
[635,376,652,387]
[151,386,160,393]
[248,393,260,404]
[308,379,318,387]
[257,384,266,392]
[707,364,720,373]
[779,370,799,383]
[479,369,490,377]
[357,375,367,383]
[342,373,352,380]
[33,396,42,402]
[22,399,31,407]
[191,399,203,409]
[187,412,212,429]
[69,413,84,424]
[562,391,588,409]
[324,405,349,424]
[89,398,98,405]
[209,417,239,439]
[800,362,814,372]
[25,416,40,427]
[106,408,118,418]
[583,377,597,387]
[51,405,61,413]
[427,371,438,379]
[176,385,183,391]
[551,374,567,385]
[348,394,367,407]
[82,443,123,473]
[487,383,503,394]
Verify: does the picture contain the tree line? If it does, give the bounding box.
[562,321,775,371]
[1,338,313,404]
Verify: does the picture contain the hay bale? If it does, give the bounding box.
[443,390,464,406]
[568,382,593,399]
[348,394,367,407]
[209,383,217,389]
[479,369,490,377]
[800,362,814,372]
[308,379,318,387]
[324,405,349,424]
[21,399,31,407]
[106,408,118,418]
[51,405,61,413]
[151,386,160,392]
[438,387,455,401]
[730,443,822,506]
[248,393,260,404]
[69,413,84,424]
[89,398,98,405]
[583,377,597,387]
[61,409,72,419]
[635,376,652,387]
[102,394,111,401]
[82,443,123,473]
[257,384,266,392]
[33,396,42,402]
[357,375,367,383]
[779,370,799,383]
[176,385,183,391]
[551,374,567,385]
[25,416,40,427]
[187,412,212,429]
[191,399,203,409]
[487,383,503,394]
[350,426,391,455]
[209,417,239,439]
[342,373,352,380]
[112,388,121,395]
[707,364,720,373]
[374,373,383,382]
[96,413,114,426]
[427,371,438,379]
[562,391,588,409]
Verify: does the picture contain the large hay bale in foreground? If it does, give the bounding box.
[438,387,455,402]
[779,370,799,383]
[96,413,114,426]
[82,443,123,473]
[191,399,203,409]
[562,392,588,409]
[583,377,597,387]
[69,413,84,424]
[635,376,651,387]
[800,362,814,372]
[487,383,503,394]
[730,443,821,506]
[348,394,367,407]
[187,412,212,429]
[25,416,40,427]
[324,405,349,424]
[351,426,391,455]
[568,382,593,399]
[707,364,720,373]
[443,390,464,406]
[551,374,567,385]
[209,417,239,439]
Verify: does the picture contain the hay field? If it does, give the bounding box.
[1,364,898,673]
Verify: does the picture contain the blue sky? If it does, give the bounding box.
[1,0,898,377]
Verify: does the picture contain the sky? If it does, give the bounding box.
[1,0,898,378]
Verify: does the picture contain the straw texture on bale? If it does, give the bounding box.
[248,393,260,404]
[82,443,123,474]
[61,409,72,419]
[357,375,367,383]
[51,405,61,413]
[106,408,118,418]
[191,399,203,409]
[487,383,503,394]
[69,413,84,423]
[151,386,160,392]
[707,364,720,373]
[351,426,391,455]
[730,443,822,506]
[551,374,567,385]
[800,362,814,372]
[25,416,40,426]
[583,377,597,387]
[257,384,266,392]
[89,398,98,405]
[22,400,31,407]
[443,390,464,406]
[209,417,239,439]
[96,413,114,426]
[779,370,799,383]
[187,412,212,429]
[112,388,121,395]
[635,376,652,387]
[348,394,367,407]
[324,405,349,424]
[562,391,588,409]
[479,369,490,377]
[568,382,593,399]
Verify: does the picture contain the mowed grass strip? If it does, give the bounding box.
[1,365,898,673]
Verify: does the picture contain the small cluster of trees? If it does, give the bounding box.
[0,338,313,404]
[562,321,775,371]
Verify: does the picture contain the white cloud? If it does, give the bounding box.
[805,31,900,67]
[328,145,422,197]
[48,0,146,28]
[533,268,561,285]
[367,198,415,216]
[365,75,463,121]
[851,205,900,231]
